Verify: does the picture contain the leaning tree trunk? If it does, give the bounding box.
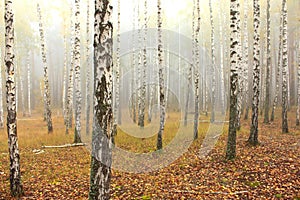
[209,0,216,123]
[248,0,260,146]
[73,0,82,144]
[88,1,113,199]
[297,41,300,126]
[157,0,165,150]
[193,0,200,140]
[226,0,241,160]
[5,0,24,196]
[85,0,91,135]
[263,0,271,124]
[281,0,289,133]
[37,3,53,133]
[0,48,4,129]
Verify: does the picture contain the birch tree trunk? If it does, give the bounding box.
[218,6,225,115]
[0,49,4,129]
[209,0,216,123]
[73,0,82,143]
[37,3,53,133]
[264,0,271,123]
[63,35,68,125]
[5,0,24,196]
[113,0,120,138]
[271,7,283,122]
[281,0,289,133]
[66,3,75,133]
[226,0,241,160]
[131,4,137,124]
[243,0,250,120]
[88,1,113,199]
[138,0,147,128]
[193,0,200,140]
[184,1,195,127]
[85,0,91,135]
[27,51,31,117]
[157,0,165,150]
[18,64,25,117]
[248,0,260,145]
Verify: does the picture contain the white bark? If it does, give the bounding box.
[193,0,200,140]
[281,0,288,133]
[27,51,31,117]
[18,63,25,117]
[157,0,165,150]
[66,3,75,133]
[138,0,147,127]
[218,6,225,115]
[248,0,260,145]
[113,0,121,136]
[264,0,271,123]
[73,0,82,143]
[271,4,284,122]
[209,0,216,123]
[63,35,68,124]
[85,0,91,135]
[37,3,53,133]
[131,3,137,123]
[5,0,23,196]
[243,0,250,120]
[226,0,241,160]
[89,1,113,199]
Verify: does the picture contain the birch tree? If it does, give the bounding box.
[5,0,24,196]
[226,0,241,160]
[66,3,75,133]
[184,0,195,127]
[138,0,147,128]
[157,0,165,150]
[88,0,113,199]
[73,0,82,143]
[63,35,68,124]
[248,0,260,145]
[27,51,31,117]
[18,64,25,116]
[243,0,250,120]
[264,0,271,124]
[209,0,216,123]
[85,0,91,135]
[281,0,288,133]
[37,3,53,133]
[193,0,200,140]
[218,5,225,115]
[113,0,120,137]
[271,6,283,122]
[131,4,137,124]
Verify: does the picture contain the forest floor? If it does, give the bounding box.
[0,110,299,200]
